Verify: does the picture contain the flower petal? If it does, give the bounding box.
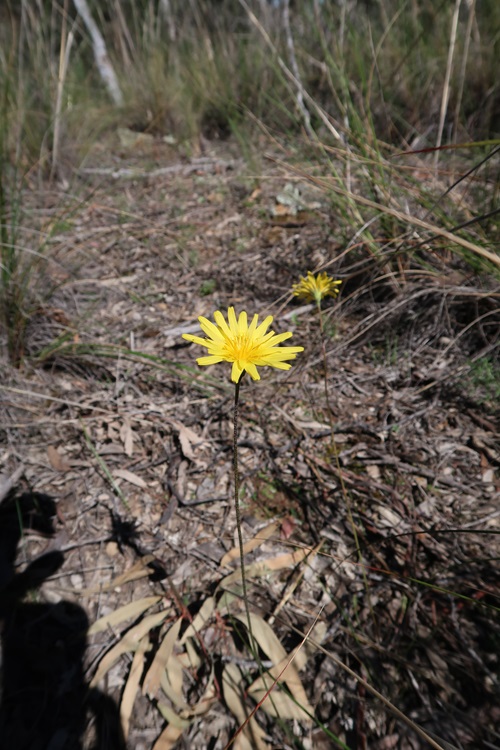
[214,310,232,338]
[231,360,244,383]
[197,355,224,365]
[227,306,239,336]
[198,316,225,341]
[245,362,260,380]
[183,333,209,346]
[266,331,293,346]
[237,310,248,334]
[254,314,273,339]
[247,313,259,337]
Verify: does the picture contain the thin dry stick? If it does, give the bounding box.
[434,0,462,174]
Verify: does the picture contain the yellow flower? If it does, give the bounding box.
[292,271,342,304]
[182,306,304,383]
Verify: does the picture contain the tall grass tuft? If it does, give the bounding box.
[0,48,26,367]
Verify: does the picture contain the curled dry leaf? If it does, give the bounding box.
[248,674,306,720]
[120,419,134,457]
[222,662,269,750]
[47,445,71,472]
[157,703,191,730]
[234,613,313,720]
[171,419,204,461]
[121,636,149,739]
[88,596,162,636]
[152,722,185,750]
[179,596,215,644]
[143,616,183,698]
[220,520,280,567]
[90,609,169,688]
[161,655,189,711]
[178,638,202,670]
[219,548,310,589]
[113,468,147,488]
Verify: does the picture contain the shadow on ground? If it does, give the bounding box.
[0,491,126,750]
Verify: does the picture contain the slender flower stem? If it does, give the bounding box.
[233,375,256,656]
[232,377,282,731]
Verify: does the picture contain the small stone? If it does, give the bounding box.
[482,469,494,483]
[70,574,84,590]
[106,541,119,557]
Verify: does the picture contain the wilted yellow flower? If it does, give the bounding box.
[292,271,342,304]
[182,306,303,383]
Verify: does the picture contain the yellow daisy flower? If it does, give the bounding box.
[292,271,342,304]
[182,306,304,383]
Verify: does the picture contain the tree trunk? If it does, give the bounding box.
[72,0,123,106]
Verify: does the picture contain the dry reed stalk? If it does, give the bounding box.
[50,0,76,180]
[453,0,477,141]
[434,0,462,174]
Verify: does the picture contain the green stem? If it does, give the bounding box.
[233,375,256,656]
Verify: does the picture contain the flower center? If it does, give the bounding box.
[225,334,256,363]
